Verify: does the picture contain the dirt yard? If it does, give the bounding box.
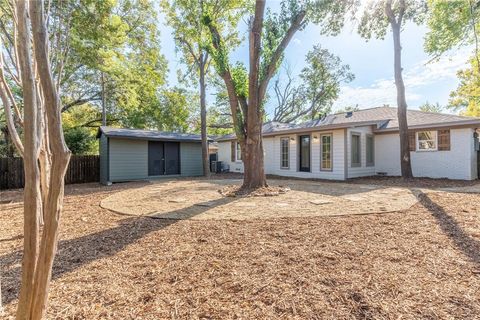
[1,177,480,319]
[100,179,419,220]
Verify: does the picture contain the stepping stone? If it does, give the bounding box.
[276,202,290,207]
[234,202,257,207]
[169,198,187,203]
[309,199,333,205]
[341,195,365,201]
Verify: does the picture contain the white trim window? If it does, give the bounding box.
[417,131,437,151]
[320,134,332,171]
[280,137,289,169]
[366,134,374,167]
[351,133,361,167]
[236,142,242,161]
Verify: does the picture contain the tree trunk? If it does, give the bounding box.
[199,56,210,177]
[391,22,413,179]
[29,0,71,318]
[242,122,266,189]
[101,71,106,126]
[15,1,42,318]
[242,0,267,190]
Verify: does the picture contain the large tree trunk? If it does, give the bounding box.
[391,21,413,179]
[199,56,210,177]
[243,0,267,190]
[242,126,266,189]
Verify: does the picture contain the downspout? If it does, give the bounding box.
[344,128,348,180]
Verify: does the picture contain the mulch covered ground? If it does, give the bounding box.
[1,178,480,319]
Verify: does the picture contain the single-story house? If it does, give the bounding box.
[217,107,480,181]
[98,126,207,184]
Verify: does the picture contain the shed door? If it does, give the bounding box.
[164,142,180,175]
[148,141,164,176]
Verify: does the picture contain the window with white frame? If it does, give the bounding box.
[280,138,289,168]
[351,133,361,167]
[236,142,242,161]
[321,134,332,170]
[366,134,374,166]
[417,131,437,151]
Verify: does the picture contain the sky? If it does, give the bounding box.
[157,3,472,118]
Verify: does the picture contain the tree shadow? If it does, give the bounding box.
[0,196,236,305]
[417,191,480,266]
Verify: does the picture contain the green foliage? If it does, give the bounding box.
[449,57,480,117]
[425,0,478,57]
[273,45,354,122]
[358,0,427,40]
[64,127,97,155]
[156,88,197,132]
[301,45,354,116]
[419,101,443,113]
[335,105,360,113]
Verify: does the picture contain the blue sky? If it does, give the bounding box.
[158,4,471,118]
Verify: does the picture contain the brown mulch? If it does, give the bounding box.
[1,181,480,319]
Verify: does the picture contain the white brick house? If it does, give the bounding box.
[217,107,480,181]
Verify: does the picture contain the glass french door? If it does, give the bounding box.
[299,135,311,172]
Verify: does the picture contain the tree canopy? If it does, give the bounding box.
[273,45,354,123]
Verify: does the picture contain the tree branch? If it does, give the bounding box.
[257,10,306,104]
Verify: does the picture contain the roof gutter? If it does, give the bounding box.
[216,120,384,141]
[373,119,480,133]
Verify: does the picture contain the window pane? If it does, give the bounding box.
[352,134,360,165]
[418,131,433,140]
[236,142,242,160]
[321,135,332,170]
[417,131,437,150]
[366,136,374,165]
[281,138,289,168]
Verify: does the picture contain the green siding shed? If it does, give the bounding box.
[98,127,206,184]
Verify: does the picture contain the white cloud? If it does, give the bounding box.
[333,50,470,111]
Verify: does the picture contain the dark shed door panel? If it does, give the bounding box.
[164,142,180,175]
[148,141,164,176]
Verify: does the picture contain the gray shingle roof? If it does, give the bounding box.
[98,126,208,142]
[217,107,480,141]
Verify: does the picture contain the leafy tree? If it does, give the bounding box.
[161,0,249,176]
[449,57,480,117]
[419,101,443,113]
[273,45,354,123]
[64,127,96,155]
[336,105,360,113]
[358,0,427,179]
[425,0,480,62]
[424,1,480,115]
[204,0,355,189]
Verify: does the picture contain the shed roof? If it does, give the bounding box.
[98,126,210,142]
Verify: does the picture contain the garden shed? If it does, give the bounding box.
[98,126,206,184]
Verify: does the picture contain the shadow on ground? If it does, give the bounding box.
[417,191,480,267]
[0,196,235,305]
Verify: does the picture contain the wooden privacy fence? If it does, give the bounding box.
[0,155,100,190]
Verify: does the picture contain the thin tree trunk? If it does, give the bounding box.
[199,56,210,177]
[101,71,106,126]
[391,21,413,178]
[29,0,71,317]
[15,1,42,318]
